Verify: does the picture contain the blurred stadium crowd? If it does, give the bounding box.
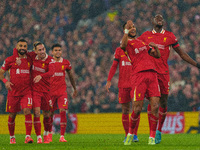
[0,0,200,113]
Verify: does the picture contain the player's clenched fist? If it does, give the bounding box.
[125,20,134,29]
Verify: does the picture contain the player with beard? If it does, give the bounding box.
[121,20,161,145]
[137,14,200,144]
[48,43,77,142]
[0,39,33,144]
[13,42,55,143]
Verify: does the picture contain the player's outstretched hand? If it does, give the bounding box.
[72,89,78,98]
[5,81,13,91]
[105,81,111,93]
[33,75,42,83]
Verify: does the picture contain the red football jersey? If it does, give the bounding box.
[126,39,156,74]
[138,29,179,74]
[31,53,55,93]
[107,47,132,88]
[1,55,32,96]
[50,58,72,95]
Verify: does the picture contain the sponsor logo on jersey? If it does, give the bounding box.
[21,69,30,74]
[121,61,131,66]
[54,72,64,76]
[32,65,45,73]
[148,37,153,39]
[121,55,125,57]
[16,69,30,74]
[156,44,165,50]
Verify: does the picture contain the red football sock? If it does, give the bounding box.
[34,117,41,136]
[60,111,67,136]
[149,114,158,138]
[8,116,15,136]
[129,111,140,134]
[157,107,167,132]
[147,104,151,132]
[133,114,140,135]
[122,114,129,136]
[25,114,32,136]
[43,117,51,132]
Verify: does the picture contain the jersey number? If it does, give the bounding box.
[64,98,68,105]
[28,98,32,105]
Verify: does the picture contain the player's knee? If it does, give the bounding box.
[23,108,31,115]
[134,106,142,115]
[59,108,66,113]
[9,113,17,119]
[34,110,40,117]
[43,110,50,118]
[151,103,159,113]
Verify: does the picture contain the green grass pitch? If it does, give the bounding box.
[0,134,200,150]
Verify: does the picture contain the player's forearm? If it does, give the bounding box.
[67,70,77,91]
[0,69,7,83]
[154,46,160,58]
[174,47,197,67]
[107,60,118,81]
[181,53,197,67]
[120,33,129,50]
[41,63,55,78]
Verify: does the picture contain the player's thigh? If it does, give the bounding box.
[6,96,21,113]
[147,72,161,98]
[131,73,147,101]
[41,92,51,111]
[157,73,170,95]
[57,93,68,110]
[20,93,33,110]
[32,91,42,108]
[118,87,131,104]
[50,95,58,112]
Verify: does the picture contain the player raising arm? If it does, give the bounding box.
[137,14,200,144]
[48,43,77,142]
[121,20,161,145]
[0,39,33,144]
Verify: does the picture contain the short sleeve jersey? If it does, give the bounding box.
[114,47,132,88]
[138,29,179,74]
[1,55,32,96]
[50,58,72,95]
[126,39,157,74]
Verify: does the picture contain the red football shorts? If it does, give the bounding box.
[6,93,32,113]
[51,93,68,112]
[157,73,170,95]
[118,87,131,104]
[131,70,160,101]
[32,91,51,111]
